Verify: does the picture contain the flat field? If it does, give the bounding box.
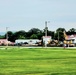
[0,47,76,75]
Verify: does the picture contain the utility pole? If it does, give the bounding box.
[58,32,59,42]
[45,21,47,47]
[45,21,47,37]
[45,21,49,47]
[6,27,8,48]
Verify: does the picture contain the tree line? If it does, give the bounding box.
[0,28,76,42]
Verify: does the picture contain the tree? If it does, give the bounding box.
[56,28,65,32]
[4,31,13,42]
[30,34,38,39]
[27,28,42,39]
[2,27,68,42]
[43,28,54,39]
[28,28,41,33]
[55,28,66,41]
[68,28,76,32]
[0,35,5,39]
[18,35,25,39]
[37,32,43,39]
[10,30,26,42]
[67,28,76,35]
[47,30,54,39]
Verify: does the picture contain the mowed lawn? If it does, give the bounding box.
[0,48,76,75]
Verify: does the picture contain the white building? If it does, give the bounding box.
[15,39,41,45]
[67,35,76,43]
[42,36,52,45]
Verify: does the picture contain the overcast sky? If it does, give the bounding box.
[0,0,76,32]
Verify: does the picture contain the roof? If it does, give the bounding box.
[43,36,51,38]
[0,39,7,41]
[67,35,76,40]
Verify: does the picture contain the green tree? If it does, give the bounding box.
[27,28,42,39]
[55,28,66,41]
[28,28,41,34]
[0,35,5,39]
[68,28,76,32]
[56,28,65,32]
[30,34,38,39]
[43,28,55,39]
[18,35,25,39]
[4,31,13,42]
[11,30,26,42]
[67,28,76,35]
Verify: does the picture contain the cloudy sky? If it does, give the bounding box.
[0,0,76,32]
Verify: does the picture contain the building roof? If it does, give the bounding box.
[0,39,7,41]
[67,35,76,40]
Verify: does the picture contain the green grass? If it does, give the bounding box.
[0,47,76,75]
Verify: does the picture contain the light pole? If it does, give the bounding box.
[45,21,47,37]
[58,32,59,42]
[45,21,50,47]
[6,27,8,48]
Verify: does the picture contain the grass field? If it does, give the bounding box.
[0,47,76,75]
